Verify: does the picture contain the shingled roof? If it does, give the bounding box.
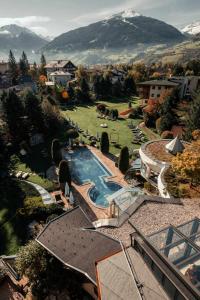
[36,207,122,284]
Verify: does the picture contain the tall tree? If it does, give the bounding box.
[24,90,44,132]
[19,51,29,76]
[51,139,62,166]
[39,53,47,76]
[124,74,136,95]
[186,93,200,140]
[80,77,90,100]
[1,90,25,143]
[59,160,72,190]
[118,146,129,174]
[100,132,109,154]
[8,50,18,84]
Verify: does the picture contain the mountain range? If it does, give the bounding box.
[43,9,185,53]
[0,24,47,54]
[0,9,200,65]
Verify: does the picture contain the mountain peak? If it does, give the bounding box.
[182,21,200,35]
[105,8,141,20]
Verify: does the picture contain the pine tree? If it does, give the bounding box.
[80,77,90,101]
[1,90,25,143]
[19,51,29,76]
[8,50,18,84]
[39,54,47,76]
[24,90,44,132]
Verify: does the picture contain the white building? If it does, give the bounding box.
[48,71,72,85]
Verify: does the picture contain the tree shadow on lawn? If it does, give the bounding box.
[20,144,52,175]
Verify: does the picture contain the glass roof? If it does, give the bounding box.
[148,219,200,292]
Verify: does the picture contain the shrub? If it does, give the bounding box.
[96,103,106,113]
[24,196,44,209]
[156,117,162,133]
[59,160,71,188]
[144,182,156,193]
[118,146,129,174]
[66,129,79,139]
[100,132,109,154]
[51,139,62,166]
[161,131,174,139]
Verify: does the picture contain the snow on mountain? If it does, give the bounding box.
[121,8,141,18]
[106,8,141,20]
[182,21,200,35]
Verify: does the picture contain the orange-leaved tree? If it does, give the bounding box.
[172,140,200,185]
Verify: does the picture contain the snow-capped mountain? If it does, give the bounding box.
[43,9,185,53]
[107,8,141,19]
[182,21,200,35]
[0,24,47,53]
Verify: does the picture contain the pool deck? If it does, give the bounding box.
[71,146,128,220]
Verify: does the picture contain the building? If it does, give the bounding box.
[45,60,77,77]
[48,70,72,85]
[0,61,9,74]
[139,137,187,197]
[169,76,200,99]
[137,80,179,103]
[36,206,122,299]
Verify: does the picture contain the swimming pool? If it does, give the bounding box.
[64,147,122,207]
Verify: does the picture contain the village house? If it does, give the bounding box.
[48,70,72,85]
[0,61,9,74]
[45,60,77,78]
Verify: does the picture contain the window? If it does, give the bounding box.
[158,86,161,90]
[157,94,160,98]
[152,86,155,89]
[151,94,155,97]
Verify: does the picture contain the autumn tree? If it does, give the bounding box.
[172,140,200,185]
[186,93,200,140]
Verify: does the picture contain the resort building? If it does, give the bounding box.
[137,79,179,103]
[36,206,122,299]
[169,76,200,99]
[139,137,187,197]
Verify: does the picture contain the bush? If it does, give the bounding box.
[59,160,71,188]
[144,182,156,193]
[66,129,79,139]
[24,196,44,209]
[161,131,174,139]
[100,132,109,154]
[118,146,129,174]
[51,139,62,166]
[96,103,106,113]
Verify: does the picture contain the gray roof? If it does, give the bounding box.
[137,80,179,87]
[96,250,142,300]
[36,207,121,284]
[45,60,76,69]
[165,136,185,155]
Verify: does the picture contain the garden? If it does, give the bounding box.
[62,97,149,155]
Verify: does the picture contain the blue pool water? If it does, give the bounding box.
[65,148,122,207]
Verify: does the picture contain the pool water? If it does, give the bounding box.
[64,148,122,207]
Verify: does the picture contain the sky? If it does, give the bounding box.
[0,0,199,37]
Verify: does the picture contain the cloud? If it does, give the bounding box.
[0,16,50,36]
[0,30,10,35]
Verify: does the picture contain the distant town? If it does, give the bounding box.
[0,31,200,300]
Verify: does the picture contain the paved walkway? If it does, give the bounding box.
[26,181,55,205]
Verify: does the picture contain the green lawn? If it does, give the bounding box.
[12,143,55,191]
[62,98,145,155]
[0,179,42,255]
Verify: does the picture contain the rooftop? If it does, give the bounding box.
[148,218,200,295]
[138,80,179,87]
[49,70,72,76]
[99,198,200,246]
[45,60,75,69]
[143,139,188,163]
[36,206,122,284]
